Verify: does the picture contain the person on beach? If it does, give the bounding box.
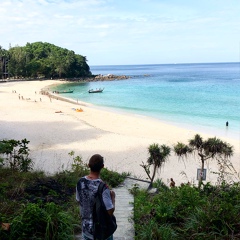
[226,121,229,127]
[170,178,175,188]
[76,154,116,240]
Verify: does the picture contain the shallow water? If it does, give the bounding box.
[52,62,240,140]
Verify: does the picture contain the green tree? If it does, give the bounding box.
[141,143,171,188]
[174,134,234,187]
[0,46,9,80]
[8,45,28,78]
[7,42,91,79]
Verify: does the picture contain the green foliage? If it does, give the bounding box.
[7,42,92,78]
[52,151,89,190]
[0,146,127,239]
[101,168,129,188]
[141,143,171,187]
[153,178,169,191]
[134,182,240,239]
[174,134,234,187]
[147,144,171,167]
[0,45,9,79]
[136,220,177,240]
[134,190,178,240]
[183,189,240,239]
[9,202,75,240]
[174,142,192,157]
[0,138,33,172]
[0,156,4,167]
[69,151,88,174]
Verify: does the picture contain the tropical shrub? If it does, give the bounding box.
[141,143,171,188]
[133,182,240,239]
[10,202,75,240]
[101,168,129,188]
[174,134,234,187]
[0,138,33,172]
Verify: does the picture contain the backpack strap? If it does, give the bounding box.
[97,181,106,195]
[96,182,108,208]
[93,181,117,240]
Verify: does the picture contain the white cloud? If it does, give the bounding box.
[1,0,240,65]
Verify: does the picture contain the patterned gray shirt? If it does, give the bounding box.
[76,177,113,239]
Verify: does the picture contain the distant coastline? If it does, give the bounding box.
[0,74,130,83]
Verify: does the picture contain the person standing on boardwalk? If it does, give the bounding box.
[76,154,116,240]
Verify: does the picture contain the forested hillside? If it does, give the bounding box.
[0,42,91,79]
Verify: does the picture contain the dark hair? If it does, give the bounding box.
[89,154,104,172]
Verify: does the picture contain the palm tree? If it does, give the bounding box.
[174,134,233,188]
[141,143,171,189]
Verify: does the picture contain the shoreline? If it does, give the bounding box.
[49,84,240,145]
[1,80,240,186]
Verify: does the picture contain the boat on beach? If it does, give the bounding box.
[53,90,74,94]
[88,88,104,93]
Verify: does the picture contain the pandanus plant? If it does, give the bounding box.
[141,143,171,189]
[174,134,233,188]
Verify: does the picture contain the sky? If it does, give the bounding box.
[1,0,240,66]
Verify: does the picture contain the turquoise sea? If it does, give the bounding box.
[52,62,240,140]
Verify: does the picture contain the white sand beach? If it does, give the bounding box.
[1,80,240,186]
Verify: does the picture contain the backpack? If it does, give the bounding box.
[93,182,117,240]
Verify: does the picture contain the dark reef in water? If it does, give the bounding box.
[65,74,130,82]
